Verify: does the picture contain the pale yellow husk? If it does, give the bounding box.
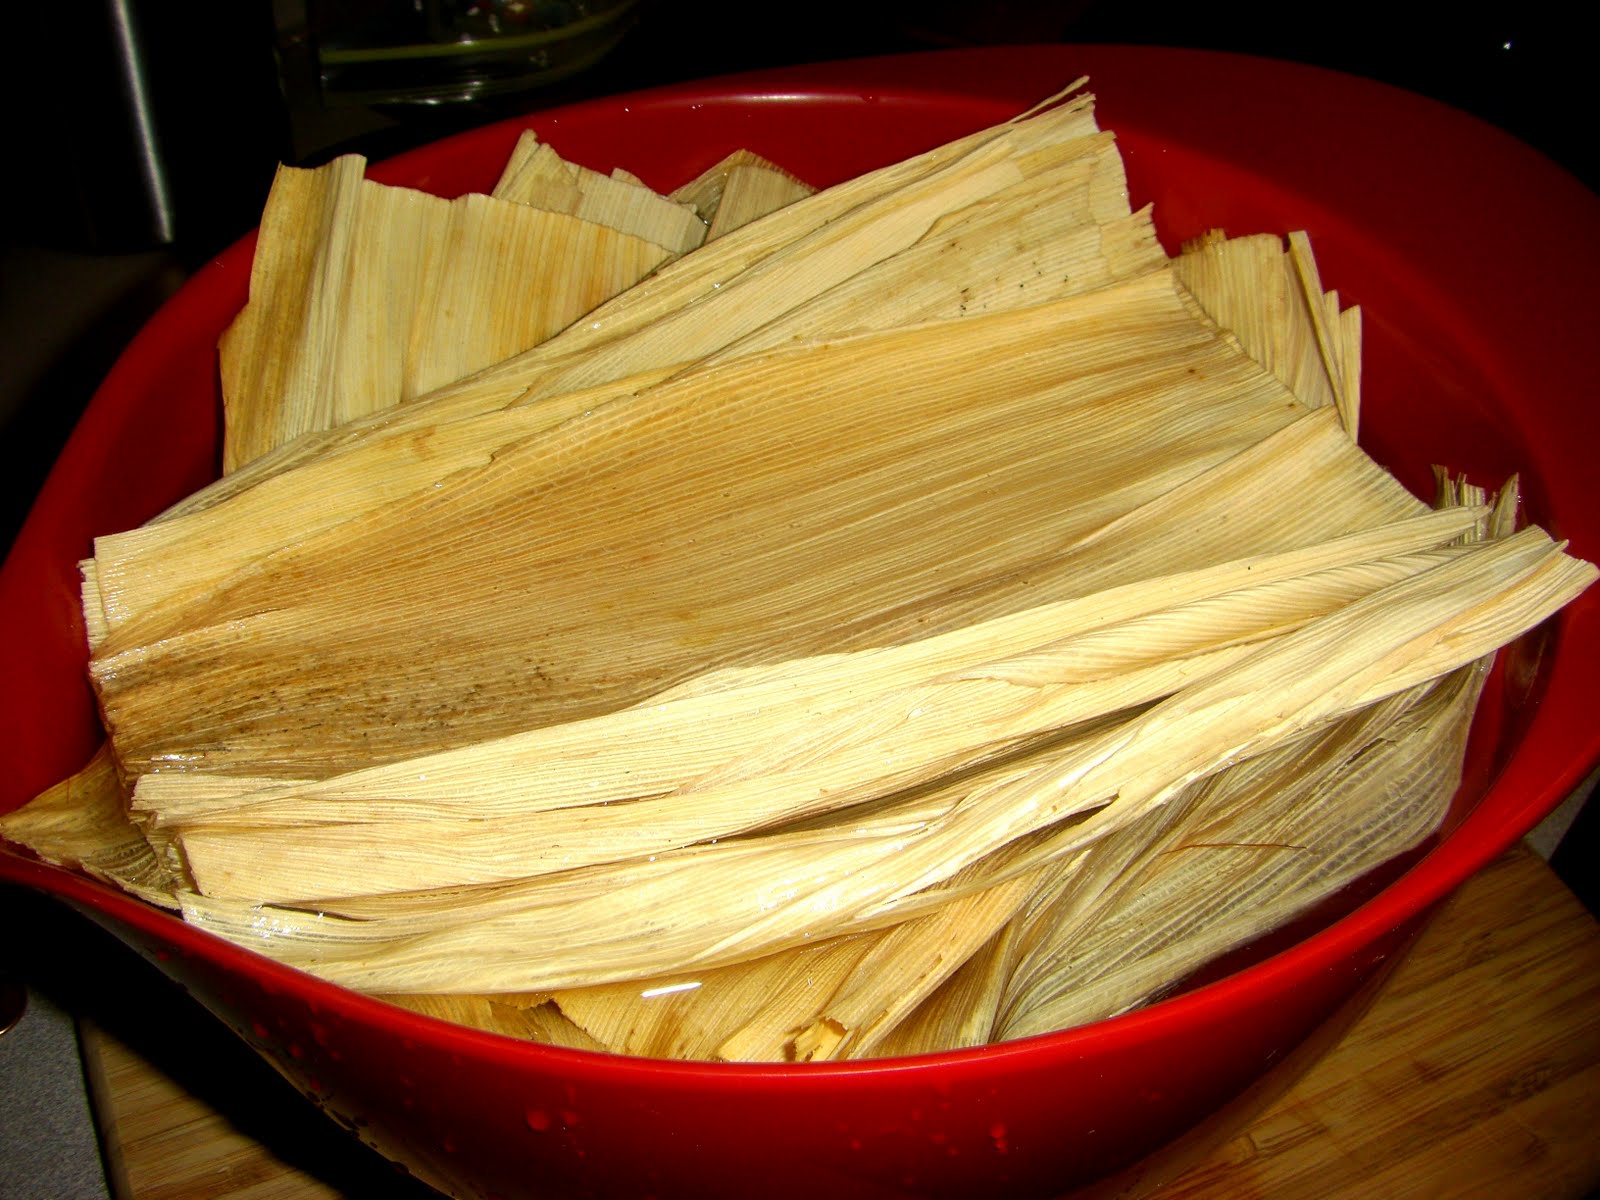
[492,129,707,254]
[217,157,672,471]
[93,268,1322,782]
[4,85,1591,1065]
[84,92,1122,650]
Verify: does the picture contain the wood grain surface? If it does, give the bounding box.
[81,846,1600,1199]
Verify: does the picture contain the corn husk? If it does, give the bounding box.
[1173,229,1349,420]
[669,149,815,235]
[217,158,672,471]
[691,132,1157,362]
[8,84,1592,1065]
[93,268,1321,782]
[85,120,1157,651]
[492,130,707,254]
[995,662,1486,1042]
[171,523,1591,996]
[135,85,1105,528]
[547,860,1047,1062]
[549,482,1520,1062]
[0,745,176,907]
[381,991,604,1049]
[959,476,1518,1054]
[705,156,816,240]
[136,510,1484,902]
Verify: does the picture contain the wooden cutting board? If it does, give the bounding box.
[81,846,1600,1199]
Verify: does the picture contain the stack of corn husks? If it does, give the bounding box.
[4,82,1592,1063]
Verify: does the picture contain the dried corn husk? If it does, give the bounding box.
[382,991,603,1049]
[549,860,1048,1063]
[86,121,1156,649]
[0,745,176,907]
[954,475,1513,1046]
[218,158,672,470]
[669,149,814,233]
[868,674,1459,1055]
[137,510,1484,902]
[93,269,1320,782]
[1173,229,1349,418]
[692,132,1158,363]
[7,86,1592,1067]
[173,526,1591,996]
[704,155,816,240]
[143,85,1104,525]
[994,662,1484,1042]
[492,130,707,254]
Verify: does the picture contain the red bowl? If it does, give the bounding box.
[3,45,1598,1200]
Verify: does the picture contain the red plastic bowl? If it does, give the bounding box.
[3,45,1598,1200]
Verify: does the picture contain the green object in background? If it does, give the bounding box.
[311,0,642,105]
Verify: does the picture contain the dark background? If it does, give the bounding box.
[5,2,1589,256]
